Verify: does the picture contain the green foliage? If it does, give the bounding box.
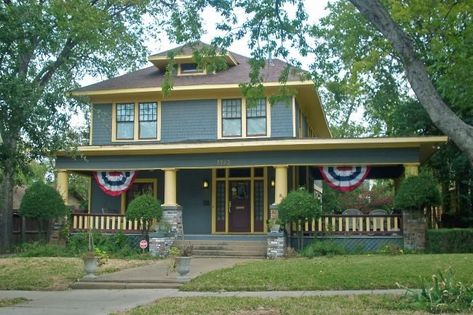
[68,174,89,210]
[278,188,322,224]
[427,229,473,254]
[19,181,68,220]
[66,232,142,258]
[125,194,162,234]
[378,244,404,256]
[15,242,72,257]
[406,269,473,314]
[301,241,347,257]
[394,173,441,211]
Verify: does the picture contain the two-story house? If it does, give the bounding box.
[56,42,446,255]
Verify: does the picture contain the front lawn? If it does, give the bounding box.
[182,254,473,291]
[0,257,155,290]
[113,295,430,315]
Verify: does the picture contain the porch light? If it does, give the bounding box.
[271,179,275,187]
[202,179,209,189]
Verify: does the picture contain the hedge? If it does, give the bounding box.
[426,229,473,253]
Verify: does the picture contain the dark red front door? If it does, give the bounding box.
[229,181,251,232]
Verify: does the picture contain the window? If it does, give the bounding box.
[180,63,203,74]
[222,99,242,137]
[139,102,157,139]
[246,98,267,136]
[116,103,134,139]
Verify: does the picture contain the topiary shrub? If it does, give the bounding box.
[394,172,441,212]
[426,229,473,253]
[278,188,322,249]
[20,181,69,241]
[125,194,162,238]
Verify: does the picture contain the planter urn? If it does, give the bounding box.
[175,256,191,281]
[83,255,98,279]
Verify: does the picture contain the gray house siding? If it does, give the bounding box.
[92,104,113,145]
[161,100,217,142]
[178,169,212,234]
[271,100,294,138]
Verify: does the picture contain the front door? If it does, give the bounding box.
[229,180,251,232]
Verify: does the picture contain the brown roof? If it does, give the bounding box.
[73,42,307,93]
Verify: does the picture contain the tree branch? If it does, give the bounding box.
[349,0,473,165]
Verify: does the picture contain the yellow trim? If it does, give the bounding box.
[148,53,238,68]
[292,96,296,138]
[111,101,161,142]
[211,169,216,234]
[177,63,207,76]
[89,105,94,145]
[263,167,268,233]
[120,178,158,213]
[65,136,448,158]
[250,168,254,233]
[88,176,92,214]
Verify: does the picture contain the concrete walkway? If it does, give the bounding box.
[73,257,258,289]
[0,289,406,315]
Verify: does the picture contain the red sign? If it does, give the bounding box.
[139,240,148,249]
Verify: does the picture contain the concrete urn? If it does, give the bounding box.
[175,256,191,280]
[83,255,98,279]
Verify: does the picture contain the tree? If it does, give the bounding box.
[0,1,164,252]
[125,194,162,238]
[19,181,68,241]
[394,172,441,212]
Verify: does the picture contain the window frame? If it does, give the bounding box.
[138,102,158,140]
[115,103,135,140]
[178,63,206,76]
[246,98,267,137]
[120,178,158,214]
[112,101,161,142]
[218,98,270,139]
[221,98,243,138]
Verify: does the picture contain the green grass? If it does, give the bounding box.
[0,298,29,308]
[182,254,473,291]
[0,257,156,290]
[113,295,434,315]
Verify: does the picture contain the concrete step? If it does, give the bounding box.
[174,239,267,258]
[71,281,182,289]
[174,240,267,246]
[192,249,266,257]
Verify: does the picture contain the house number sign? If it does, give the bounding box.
[216,159,231,166]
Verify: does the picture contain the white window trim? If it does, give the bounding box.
[217,98,271,139]
[111,101,161,142]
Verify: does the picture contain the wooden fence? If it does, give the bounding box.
[71,213,143,233]
[289,214,402,236]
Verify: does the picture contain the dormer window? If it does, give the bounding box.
[180,63,203,74]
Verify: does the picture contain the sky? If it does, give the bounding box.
[74,0,330,127]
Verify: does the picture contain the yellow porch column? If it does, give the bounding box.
[404,164,419,177]
[56,170,69,205]
[163,168,177,206]
[274,165,288,204]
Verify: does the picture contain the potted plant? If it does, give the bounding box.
[168,242,193,281]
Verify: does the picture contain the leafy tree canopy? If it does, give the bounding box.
[394,173,441,211]
[20,181,67,220]
[278,188,322,224]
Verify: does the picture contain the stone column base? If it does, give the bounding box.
[402,210,426,251]
[267,231,285,259]
[162,205,183,238]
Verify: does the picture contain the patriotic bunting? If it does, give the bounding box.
[93,171,137,197]
[320,166,370,192]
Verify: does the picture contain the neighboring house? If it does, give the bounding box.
[56,42,446,256]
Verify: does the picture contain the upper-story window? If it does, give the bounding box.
[114,102,159,141]
[116,103,135,140]
[220,98,269,138]
[246,98,267,136]
[139,103,157,139]
[222,99,242,137]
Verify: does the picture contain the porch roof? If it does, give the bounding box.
[56,136,447,171]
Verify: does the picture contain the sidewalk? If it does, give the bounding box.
[0,288,406,315]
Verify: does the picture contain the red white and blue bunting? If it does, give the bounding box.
[93,171,137,197]
[320,166,370,192]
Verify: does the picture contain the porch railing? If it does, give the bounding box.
[71,213,143,233]
[289,214,402,236]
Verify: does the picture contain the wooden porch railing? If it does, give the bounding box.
[71,213,143,233]
[289,214,402,236]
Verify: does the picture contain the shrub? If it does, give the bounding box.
[66,232,143,257]
[427,229,473,253]
[406,269,473,313]
[15,242,72,257]
[301,240,347,257]
[20,181,69,240]
[394,172,441,211]
[125,194,162,236]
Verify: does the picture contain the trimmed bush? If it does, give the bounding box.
[427,229,473,253]
[20,181,69,240]
[125,194,162,236]
[301,240,347,257]
[394,172,441,211]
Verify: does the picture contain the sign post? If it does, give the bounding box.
[139,239,148,253]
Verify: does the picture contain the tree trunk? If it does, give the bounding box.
[0,163,14,253]
[349,0,473,167]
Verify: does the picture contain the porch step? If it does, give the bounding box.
[71,279,183,289]
[174,239,267,258]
